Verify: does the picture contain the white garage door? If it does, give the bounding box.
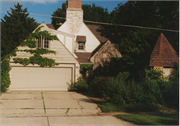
[10,67,72,91]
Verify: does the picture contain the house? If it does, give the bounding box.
[149,33,179,77]
[9,0,122,91]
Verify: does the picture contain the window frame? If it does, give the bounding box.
[78,42,85,50]
[36,36,50,49]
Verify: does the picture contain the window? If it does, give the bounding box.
[37,36,49,49]
[76,36,86,51]
[78,42,85,50]
[44,38,49,48]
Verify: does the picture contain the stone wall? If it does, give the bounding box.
[66,8,83,34]
[90,40,122,69]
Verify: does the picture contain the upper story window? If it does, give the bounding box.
[78,42,85,50]
[37,36,49,49]
[76,36,86,51]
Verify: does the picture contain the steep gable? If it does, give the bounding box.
[10,23,78,64]
[90,40,122,68]
[149,33,179,67]
[38,23,55,30]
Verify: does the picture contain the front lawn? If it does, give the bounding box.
[115,113,179,125]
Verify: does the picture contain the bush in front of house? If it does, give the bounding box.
[88,76,104,96]
[103,71,165,105]
[161,64,179,109]
[1,57,11,92]
[161,80,179,109]
[69,77,88,93]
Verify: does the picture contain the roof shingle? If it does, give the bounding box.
[38,23,55,30]
[86,25,108,43]
[149,33,179,67]
[75,52,92,64]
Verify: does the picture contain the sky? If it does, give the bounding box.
[0,0,127,24]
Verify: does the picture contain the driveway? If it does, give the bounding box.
[0,92,135,126]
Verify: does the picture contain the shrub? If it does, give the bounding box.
[116,72,129,81]
[169,63,179,81]
[1,57,11,92]
[68,77,88,93]
[97,77,110,96]
[103,71,164,105]
[144,69,165,87]
[88,76,104,95]
[141,80,164,105]
[161,80,179,109]
[103,77,127,105]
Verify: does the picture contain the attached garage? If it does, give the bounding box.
[9,66,73,91]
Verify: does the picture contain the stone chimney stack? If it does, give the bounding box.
[66,0,83,34]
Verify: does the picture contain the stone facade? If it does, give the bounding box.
[90,40,122,69]
[66,8,83,34]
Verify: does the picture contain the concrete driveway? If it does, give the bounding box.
[0,92,135,126]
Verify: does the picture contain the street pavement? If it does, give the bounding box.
[0,92,136,126]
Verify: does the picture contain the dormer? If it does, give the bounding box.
[75,35,86,52]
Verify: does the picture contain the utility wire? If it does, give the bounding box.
[0,9,179,33]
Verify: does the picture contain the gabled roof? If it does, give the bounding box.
[74,52,92,64]
[89,40,108,59]
[38,23,55,30]
[86,25,108,43]
[149,33,179,67]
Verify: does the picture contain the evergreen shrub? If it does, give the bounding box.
[88,76,104,95]
[162,80,179,109]
[103,71,164,105]
[1,57,11,92]
[69,78,88,93]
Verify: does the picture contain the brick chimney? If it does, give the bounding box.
[66,0,83,34]
[68,0,82,9]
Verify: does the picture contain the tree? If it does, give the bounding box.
[82,3,110,24]
[100,1,179,79]
[51,2,111,28]
[51,2,67,29]
[1,3,37,92]
[1,3,37,59]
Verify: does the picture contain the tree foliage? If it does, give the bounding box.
[51,2,67,29]
[1,3,37,60]
[100,1,179,79]
[1,56,11,92]
[82,3,110,24]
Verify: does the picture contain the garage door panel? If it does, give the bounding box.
[10,67,72,91]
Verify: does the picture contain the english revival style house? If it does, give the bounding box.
[9,0,122,91]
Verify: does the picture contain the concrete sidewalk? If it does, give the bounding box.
[0,92,136,126]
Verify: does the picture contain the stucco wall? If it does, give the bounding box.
[75,23,101,52]
[58,22,100,53]
[163,68,172,78]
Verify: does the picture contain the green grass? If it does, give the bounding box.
[99,102,160,113]
[115,113,179,125]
